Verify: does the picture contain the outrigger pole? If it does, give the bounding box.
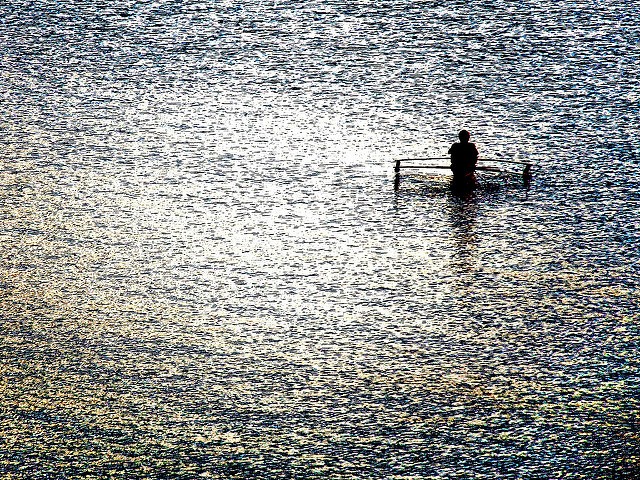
[393,157,533,190]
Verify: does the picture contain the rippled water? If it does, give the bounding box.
[1,0,639,478]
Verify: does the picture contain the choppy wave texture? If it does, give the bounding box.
[1,0,639,478]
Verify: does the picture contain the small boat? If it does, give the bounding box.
[393,157,533,190]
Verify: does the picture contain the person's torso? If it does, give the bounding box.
[450,142,477,159]
[450,142,477,171]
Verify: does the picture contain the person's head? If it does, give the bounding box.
[458,130,471,143]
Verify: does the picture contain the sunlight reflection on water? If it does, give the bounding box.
[1,0,639,478]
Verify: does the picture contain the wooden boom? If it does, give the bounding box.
[393,157,533,190]
[395,158,533,166]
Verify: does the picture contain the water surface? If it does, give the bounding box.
[1,0,639,478]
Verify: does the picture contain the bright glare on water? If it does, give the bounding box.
[1,0,639,478]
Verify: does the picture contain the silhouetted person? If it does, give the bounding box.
[448,130,478,188]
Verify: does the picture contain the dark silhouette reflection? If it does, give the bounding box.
[450,175,478,198]
[446,194,479,274]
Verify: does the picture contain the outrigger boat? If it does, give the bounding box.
[393,157,533,190]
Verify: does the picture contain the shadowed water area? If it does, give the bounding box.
[1,0,639,478]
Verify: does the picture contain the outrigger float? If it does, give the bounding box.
[393,157,533,190]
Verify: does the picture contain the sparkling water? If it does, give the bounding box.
[1,1,639,478]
